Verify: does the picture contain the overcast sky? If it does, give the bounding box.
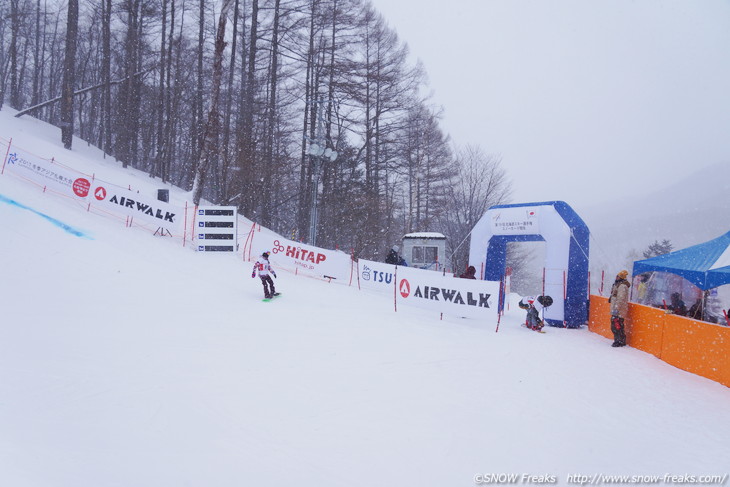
[368,0,730,213]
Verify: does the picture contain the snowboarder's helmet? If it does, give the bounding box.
[617,269,628,279]
[538,295,553,307]
[262,251,270,258]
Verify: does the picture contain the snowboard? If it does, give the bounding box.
[262,293,281,302]
[521,323,546,333]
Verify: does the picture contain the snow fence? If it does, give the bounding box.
[589,295,730,388]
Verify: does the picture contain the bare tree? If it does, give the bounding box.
[60,0,78,149]
[191,0,235,205]
[440,145,511,273]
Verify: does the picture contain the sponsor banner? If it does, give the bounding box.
[250,233,353,282]
[3,146,91,199]
[358,259,398,294]
[396,266,501,320]
[490,206,540,235]
[90,184,183,232]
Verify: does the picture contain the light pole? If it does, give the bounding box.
[306,99,337,246]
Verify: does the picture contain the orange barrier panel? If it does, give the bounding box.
[661,315,730,388]
[625,303,665,358]
[588,295,612,339]
[588,294,730,388]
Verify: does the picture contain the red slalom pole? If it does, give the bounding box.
[1,137,12,175]
[393,266,398,312]
[496,275,505,333]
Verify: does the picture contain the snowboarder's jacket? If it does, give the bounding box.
[252,256,276,278]
[519,295,550,313]
[609,274,630,318]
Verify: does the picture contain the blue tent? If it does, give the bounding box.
[632,231,730,290]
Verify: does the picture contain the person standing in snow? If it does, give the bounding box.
[252,251,278,299]
[518,295,553,331]
[459,265,477,279]
[608,269,631,347]
[385,245,402,265]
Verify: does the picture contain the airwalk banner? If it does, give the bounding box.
[2,143,184,234]
[358,259,501,320]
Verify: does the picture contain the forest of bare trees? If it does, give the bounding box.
[0,0,514,270]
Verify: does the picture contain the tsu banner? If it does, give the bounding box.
[395,266,501,320]
[250,232,353,282]
[357,259,501,321]
[357,259,398,294]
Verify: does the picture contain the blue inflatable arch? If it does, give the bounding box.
[468,201,590,328]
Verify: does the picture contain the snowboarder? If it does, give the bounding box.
[518,295,553,332]
[252,251,278,299]
[608,270,630,347]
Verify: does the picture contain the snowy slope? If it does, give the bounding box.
[1,109,730,486]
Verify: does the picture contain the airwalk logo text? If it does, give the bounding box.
[400,279,491,308]
[107,194,176,223]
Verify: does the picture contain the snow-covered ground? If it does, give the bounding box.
[1,109,729,486]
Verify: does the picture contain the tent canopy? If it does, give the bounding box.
[632,231,730,290]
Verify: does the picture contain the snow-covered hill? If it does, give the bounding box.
[1,108,730,486]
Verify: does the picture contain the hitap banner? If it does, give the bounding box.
[249,232,354,282]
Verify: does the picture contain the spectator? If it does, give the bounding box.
[386,245,403,265]
[636,273,650,303]
[609,270,630,347]
[687,298,704,320]
[667,292,687,316]
[459,265,477,279]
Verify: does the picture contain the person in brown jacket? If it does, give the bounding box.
[608,269,631,347]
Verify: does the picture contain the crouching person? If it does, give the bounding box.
[518,295,553,332]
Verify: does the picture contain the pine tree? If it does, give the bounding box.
[643,239,673,259]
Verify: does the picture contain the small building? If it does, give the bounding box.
[402,232,447,271]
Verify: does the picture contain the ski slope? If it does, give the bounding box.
[1,110,729,486]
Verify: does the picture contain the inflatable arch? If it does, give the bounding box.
[468,201,589,328]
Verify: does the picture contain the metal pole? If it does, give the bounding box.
[308,99,325,246]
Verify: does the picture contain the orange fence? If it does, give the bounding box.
[588,295,730,388]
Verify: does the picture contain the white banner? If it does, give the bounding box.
[250,232,354,282]
[357,259,501,320]
[357,259,398,294]
[396,266,501,320]
[3,146,91,200]
[89,184,184,232]
[489,206,540,235]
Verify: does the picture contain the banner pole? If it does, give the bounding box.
[349,248,355,287]
[494,276,504,333]
[394,266,397,312]
[183,201,188,247]
[1,138,12,175]
[563,270,568,327]
[356,259,361,290]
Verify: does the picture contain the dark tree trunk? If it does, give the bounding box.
[191,0,234,205]
[60,0,79,149]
